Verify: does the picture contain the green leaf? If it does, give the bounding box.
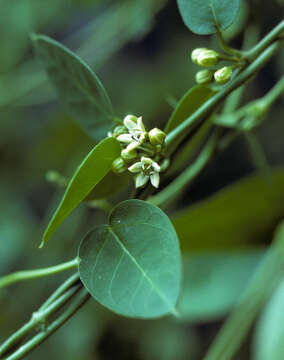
[78,199,182,318]
[167,114,214,176]
[41,137,121,247]
[253,278,284,360]
[165,85,216,133]
[85,171,130,201]
[31,33,114,141]
[178,251,264,321]
[177,0,241,35]
[173,169,284,251]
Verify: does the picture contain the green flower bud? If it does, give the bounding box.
[111,157,127,174]
[214,66,233,84]
[195,69,213,84]
[197,49,219,67]
[148,128,166,145]
[191,48,208,65]
[113,125,127,137]
[121,147,137,161]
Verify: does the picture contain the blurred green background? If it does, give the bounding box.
[1,0,284,359]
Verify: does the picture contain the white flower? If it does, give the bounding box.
[128,156,160,188]
[116,115,147,148]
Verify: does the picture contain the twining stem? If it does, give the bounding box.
[245,19,284,60]
[165,40,281,153]
[0,281,82,357]
[3,288,90,360]
[148,132,218,208]
[0,257,79,289]
[204,221,284,360]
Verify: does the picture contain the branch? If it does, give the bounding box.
[0,257,79,289]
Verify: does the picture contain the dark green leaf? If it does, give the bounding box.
[177,0,241,35]
[78,199,182,318]
[31,33,114,141]
[178,251,264,321]
[253,278,284,360]
[41,137,121,247]
[173,169,284,251]
[85,171,130,201]
[165,85,216,133]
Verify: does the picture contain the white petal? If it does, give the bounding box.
[141,157,153,166]
[107,131,113,138]
[116,134,133,144]
[137,116,146,132]
[123,115,137,131]
[128,162,143,173]
[152,161,161,172]
[135,173,149,188]
[150,172,160,188]
[126,141,139,151]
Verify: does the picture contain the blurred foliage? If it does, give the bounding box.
[0,0,284,359]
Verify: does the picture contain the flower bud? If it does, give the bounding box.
[113,125,127,138]
[148,128,166,145]
[197,49,219,67]
[214,66,233,84]
[111,157,127,174]
[123,115,138,130]
[121,147,137,161]
[195,69,213,84]
[191,48,208,65]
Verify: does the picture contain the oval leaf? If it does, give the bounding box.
[177,0,241,35]
[165,85,216,133]
[31,33,115,141]
[253,278,284,360]
[85,171,130,201]
[41,137,121,247]
[178,251,264,322]
[78,199,182,318]
[173,169,284,251]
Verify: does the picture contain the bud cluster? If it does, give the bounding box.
[109,115,168,189]
[191,47,240,86]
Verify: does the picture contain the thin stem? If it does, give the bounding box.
[204,221,284,360]
[39,272,80,311]
[245,19,284,61]
[5,288,90,360]
[217,28,242,57]
[165,41,281,153]
[0,257,79,289]
[0,283,81,357]
[148,133,218,209]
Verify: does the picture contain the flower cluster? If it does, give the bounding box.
[109,115,168,189]
[191,48,239,85]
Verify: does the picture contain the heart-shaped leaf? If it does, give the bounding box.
[177,0,241,35]
[78,199,182,318]
[41,137,121,247]
[32,33,115,141]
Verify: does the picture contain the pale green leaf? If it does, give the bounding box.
[253,278,284,360]
[41,137,121,247]
[177,0,241,35]
[178,251,264,321]
[32,33,114,141]
[173,169,284,251]
[78,199,182,318]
